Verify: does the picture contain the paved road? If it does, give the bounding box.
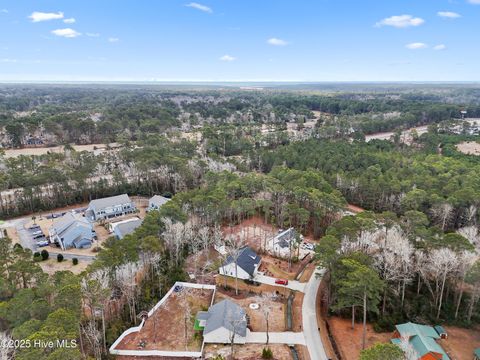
[246,331,306,345]
[302,268,329,360]
[254,274,306,293]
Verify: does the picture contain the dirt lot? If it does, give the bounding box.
[442,325,480,360]
[116,287,214,352]
[223,216,277,253]
[328,316,391,360]
[456,141,480,156]
[204,343,294,360]
[184,247,223,285]
[216,275,293,298]
[215,291,287,332]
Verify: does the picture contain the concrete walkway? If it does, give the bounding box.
[246,331,306,345]
[254,274,306,293]
[302,268,329,360]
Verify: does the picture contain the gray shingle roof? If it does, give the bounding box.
[88,194,132,211]
[224,246,261,276]
[114,219,143,239]
[149,195,171,208]
[204,299,247,337]
[275,228,296,248]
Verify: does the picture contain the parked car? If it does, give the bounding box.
[28,225,41,230]
[30,229,43,236]
[275,278,289,285]
[36,240,49,247]
[33,233,46,240]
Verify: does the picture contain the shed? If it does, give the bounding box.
[434,325,447,339]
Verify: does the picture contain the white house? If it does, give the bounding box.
[219,246,261,280]
[197,299,248,344]
[267,228,301,258]
[148,195,171,211]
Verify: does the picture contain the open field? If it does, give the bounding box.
[39,257,89,275]
[456,141,480,156]
[116,287,214,352]
[2,143,121,158]
[204,343,294,360]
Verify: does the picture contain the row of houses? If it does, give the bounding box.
[48,194,170,250]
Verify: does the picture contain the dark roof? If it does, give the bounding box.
[204,299,247,337]
[224,246,261,276]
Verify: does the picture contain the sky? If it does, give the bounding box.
[0,0,479,82]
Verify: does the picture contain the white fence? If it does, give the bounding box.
[109,281,216,358]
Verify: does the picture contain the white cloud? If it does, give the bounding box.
[63,17,76,24]
[51,28,81,38]
[219,54,236,61]
[29,11,64,22]
[0,58,17,63]
[406,42,428,49]
[376,15,425,28]
[1,9,8,13]
[434,44,447,50]
[267,37,288,46]
[108,37,119,43]
[437,11,461,18]
[86,32,100,37]
[468,0,480,4]
[185,2,212,13]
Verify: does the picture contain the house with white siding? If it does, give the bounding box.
[86,194,136,221]
[219,246,261,280]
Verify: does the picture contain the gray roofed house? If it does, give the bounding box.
[86,194,136,221]
[199,299,248,344]
[48,212,95,250]
[268,227,301,258]
[113,218,143,239]
[148,195,171,211]
[219,246,261,280]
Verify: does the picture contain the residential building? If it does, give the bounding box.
[111,218,143,239]
[49,212,95,250]
[148,195,171,211]
[391,322,450,360]
[196,299,248,344]
[267,228,301,258]
[219,246,261,280]
[86,194,136,221]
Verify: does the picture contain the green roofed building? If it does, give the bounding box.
[391,322,450,360]
[474,348,480,360]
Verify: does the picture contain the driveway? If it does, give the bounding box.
[254,274,306,293]
[246,331,306,345]
[302,268,329,360]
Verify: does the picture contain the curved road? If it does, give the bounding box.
[302,268,329,360]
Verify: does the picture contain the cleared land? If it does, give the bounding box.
[204,343,294,360]
[456,141,480,156]
[2,143,120,158]
[116,287,214,352]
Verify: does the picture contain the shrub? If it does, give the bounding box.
[33,252,42,262]
[262,347,273,359]
[40,250,49,261]
[57,254,64,262]
[72,258,79,265]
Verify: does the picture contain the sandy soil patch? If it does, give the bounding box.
[456,141,480,156]
[328,316,391,360]
[2,143,120,158]
[204,343,293,360]
[39,257,89,275]
[216,275,292,299]
[441,325,480,360]
[116,287,214,352]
